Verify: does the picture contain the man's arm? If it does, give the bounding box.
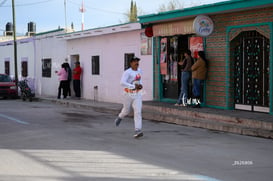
[120,71,135,89]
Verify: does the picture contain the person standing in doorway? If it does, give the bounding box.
[191,51,208,108]
[64,62,72,98]
[175,49,194,106]
[114,56,144,138]
[73,61,82,99]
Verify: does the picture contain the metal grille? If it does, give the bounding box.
[231,30,269,112]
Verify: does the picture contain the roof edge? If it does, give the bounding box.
[138,0,273,24]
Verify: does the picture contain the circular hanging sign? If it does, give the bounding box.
[193,15,214,37]
[145,26,153,37]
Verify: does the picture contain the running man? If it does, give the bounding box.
[114,56,144,138]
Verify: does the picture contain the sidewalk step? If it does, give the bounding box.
[38,97,273,139]
[143,104,273,130]
[142,105,273,139]
[39,97,121,115]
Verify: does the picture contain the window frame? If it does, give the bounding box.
[42,58,52,78]
[124,53,135,70]
[91,55,100,75]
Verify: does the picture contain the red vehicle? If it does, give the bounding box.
[0,74,18,99]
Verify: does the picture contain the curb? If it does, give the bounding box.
[38,97,273,139]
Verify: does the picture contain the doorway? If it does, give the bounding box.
[70,54,80,70]
[160,35,189,100]
[230,30,270,112]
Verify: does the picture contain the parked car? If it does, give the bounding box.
[0,74,18,99]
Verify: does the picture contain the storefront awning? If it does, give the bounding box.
[152,19,194,37]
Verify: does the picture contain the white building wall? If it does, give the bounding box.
[0,37,35,80]
[34,30,68,97]
[0,24,153,104]
[0,42,14,75]
[17,38,35,79]
[66,29,153,103]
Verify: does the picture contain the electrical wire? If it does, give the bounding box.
[1,0,127,15]
[67,0,127,15]
[0,0,8,7]
[0,0,55,7]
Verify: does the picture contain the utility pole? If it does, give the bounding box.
[12,0,18,86]
[79,0,86,31]
[64,0,67,31]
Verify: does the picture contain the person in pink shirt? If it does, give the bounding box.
[55,63,68,99]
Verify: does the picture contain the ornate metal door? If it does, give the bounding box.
[231,31,270,112]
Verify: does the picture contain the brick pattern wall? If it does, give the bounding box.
[205,7,273,108]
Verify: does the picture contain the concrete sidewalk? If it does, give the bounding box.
[37,96,273,139]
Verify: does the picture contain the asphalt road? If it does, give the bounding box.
[0,99,273,181]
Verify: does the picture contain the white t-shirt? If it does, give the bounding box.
[120,68,143,89]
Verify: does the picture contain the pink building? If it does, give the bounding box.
[49,23,153,103]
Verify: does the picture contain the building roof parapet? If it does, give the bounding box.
[0,36,33,46]
[138,0,273,25]
[34,28,65,36]
[56,22,141,40]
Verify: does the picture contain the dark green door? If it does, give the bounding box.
[231,30,270,112]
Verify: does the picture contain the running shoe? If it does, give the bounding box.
[114,117,122,127]
[134,130,144,138]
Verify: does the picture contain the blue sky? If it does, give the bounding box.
[0,0,227,34]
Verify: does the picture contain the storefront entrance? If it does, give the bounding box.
[160,36,189,100]
[231,30,270,112]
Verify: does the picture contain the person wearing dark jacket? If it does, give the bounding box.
[63,62,72,97]
[191,51,208,108]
